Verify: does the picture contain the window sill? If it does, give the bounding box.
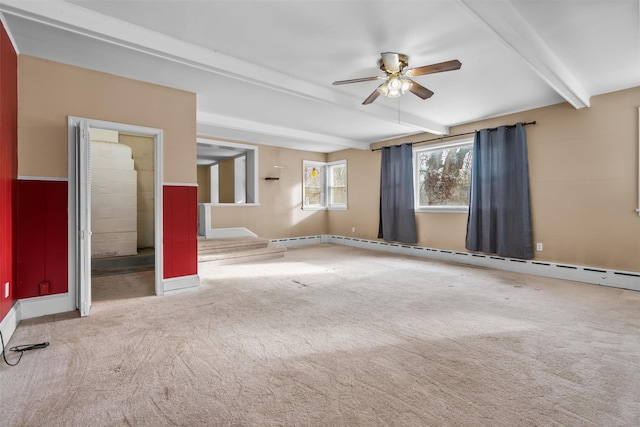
[416,206,468,214]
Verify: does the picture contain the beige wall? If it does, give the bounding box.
[18,55,196,183]
[327,149,380,239]
[218,158,235,203]
[201,138,327,239]
[339,87,640,272]
[197,165,211,203]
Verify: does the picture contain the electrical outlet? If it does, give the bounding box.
[352,227,355,233]
[536,243,543,252]
[4,282,9,298]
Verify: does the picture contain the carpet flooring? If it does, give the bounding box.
[1,244,639,426]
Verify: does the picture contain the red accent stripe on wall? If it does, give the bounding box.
[0,21,17,321]
[15,180,68,299]
[163,186,197,279]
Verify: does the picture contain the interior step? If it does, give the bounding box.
[198,236,271,255]
[198,244,286,266]
[198,236,286,266]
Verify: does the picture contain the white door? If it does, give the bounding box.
[76,120,91,316]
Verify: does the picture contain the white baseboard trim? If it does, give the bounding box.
[0,293,71,343]
[163,274,200,293]
[1,272,201,338]
[272,235,640,292]
[0,303,20,344]
[19,293,72,320]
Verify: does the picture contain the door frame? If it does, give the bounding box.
[67,117,164,315]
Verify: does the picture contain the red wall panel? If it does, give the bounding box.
[0,21,17,321]
[44,181,69,294]
[163,187,173,278]
[15,181,45,299]
[16,180,68,299]
[163,186,197,279]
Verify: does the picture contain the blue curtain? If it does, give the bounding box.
[465,123,533,259]
[378,143,417,244]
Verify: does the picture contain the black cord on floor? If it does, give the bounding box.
[0,330,49,366]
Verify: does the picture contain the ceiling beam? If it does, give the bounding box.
[197,112,371,152]
[459,0,590,109]
[0,0,448,134]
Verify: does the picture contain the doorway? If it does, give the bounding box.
[68,117,164,316]
[88,128,156,302]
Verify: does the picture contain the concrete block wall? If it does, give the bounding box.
[91,137,138,258]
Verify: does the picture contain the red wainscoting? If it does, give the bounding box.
[0,21,17,321]
[15,180,68,299]
[163,185,198,279]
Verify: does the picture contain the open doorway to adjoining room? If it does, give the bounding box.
[68,117,163,317]
[89,128,156,302]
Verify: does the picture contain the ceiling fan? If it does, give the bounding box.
[332,52,461,105]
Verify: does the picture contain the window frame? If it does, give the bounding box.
[327,160,348,210]
[413,139,473,213]
[302,159,347,210]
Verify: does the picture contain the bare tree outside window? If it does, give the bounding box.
[329,164,347,205]
[304,164,324,207]
[417,143,472,207]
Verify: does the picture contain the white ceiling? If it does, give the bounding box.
[1,0,638,153]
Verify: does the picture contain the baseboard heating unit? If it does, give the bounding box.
[271,235,640,292]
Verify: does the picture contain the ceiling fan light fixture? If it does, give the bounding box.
[400,78,413,93]
[387,77,402,97]
[377,81,390,97]
[334,53,460,104]
[378,77,413,98]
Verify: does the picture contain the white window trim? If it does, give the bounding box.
[302,159,348,210]
[414,139,473,213]
[327,159,348,210]
[303,160,326,210]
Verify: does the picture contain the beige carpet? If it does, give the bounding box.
[1,244,639,426]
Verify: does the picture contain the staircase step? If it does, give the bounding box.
[198,244,286,266]
[198,236,270,255]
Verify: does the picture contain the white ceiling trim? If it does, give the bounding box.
[0,0,448,135]
[197,112,371,152]
[0,11,20,54]
[459,0,590,109]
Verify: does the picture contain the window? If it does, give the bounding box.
[414,140,473,212]
[303,160,347,210]
[328,162,347,206]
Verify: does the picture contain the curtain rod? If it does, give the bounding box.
[371,121,537,152]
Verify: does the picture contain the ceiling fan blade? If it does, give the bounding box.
[409,81,435,100]
[405,59,462,77]
[381,52,401,73]
[332,76,383,85]
[362,87,381,105]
